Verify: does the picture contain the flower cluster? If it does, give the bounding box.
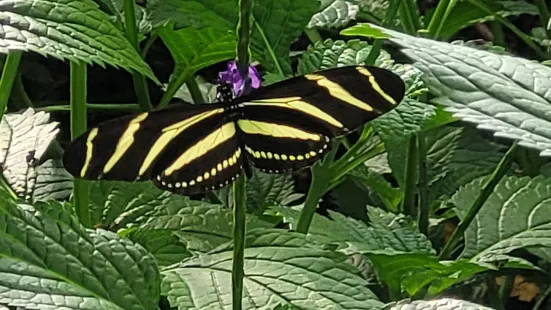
[218,61,261,97]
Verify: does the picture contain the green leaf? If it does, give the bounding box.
[297,39,392,74]
[450,176,551,263]
[3,0,158,83]
[0,192,160,310]
[386,298,495,310]
[348,165,403,211]
[308,0,359,30]
[436,0,538,39]
[425,126,508,207]
[140,200,273,253]
[244,170,296,214]
[268,207,434,254]
[372,99,436,185]
[149,0,318,75]
[0,109,72,202]
[162,229,383,310]
[376,25,551,156]
[340,23,390,39]
[369,253,491,296]
[159,25,236,95]
[126,229,192,266]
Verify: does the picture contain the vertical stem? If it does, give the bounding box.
[123,0,152,111]
[232,174,247,310]
[398,0,421,35]
[534,0,551,38]
[417,133,429,235]
[185,78,205,104]
[70,62,91,228]
[233,0,253,309]
[0,52,22,119]
[365,0,402,65]
[296,173,330,233]
[401,135,418,217]
[439,144,519,260]
[491,22,506,47]
[426,0,452,38]
[305,28,322,43]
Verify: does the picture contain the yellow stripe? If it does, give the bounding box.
[103,113,148,174]
[164,122,236,176]
[80,128,98,177]
[305,73,374,112]
[237,119,320,141]
[356,67,397,105]
[247,97,343,128]
[138,108,224,176]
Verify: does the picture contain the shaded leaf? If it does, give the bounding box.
[162,229,383,310]
[244,170,295,214]
[386,298,494,310]
[308,0,359,30]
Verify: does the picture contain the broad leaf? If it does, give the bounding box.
[298,39,392,74]
[159,26,235,97]
[244,171,296,214]
[308,0,359,30]
[348,165,403,211]
[0,190,160,310]
[2,0,158,82]
[162,229,383,310]
[374,25,551,157]
[149,0,318,75]
[368,253,491,296]
[450,176,551,263]
[0,109,72,202]
[387,298,494,310]
[126,229,192,266]
[269,206,434,254]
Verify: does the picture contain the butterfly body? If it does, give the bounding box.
[63,65,405,195]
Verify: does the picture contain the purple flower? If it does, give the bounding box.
[218,61,261,97]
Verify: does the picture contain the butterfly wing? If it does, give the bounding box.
[236,65,405,172]
[63,104,228,183]
[151,120,243,195]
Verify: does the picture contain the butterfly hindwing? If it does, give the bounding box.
[62,104,227,182]
[236,65,404,172]
[152,120,243,195]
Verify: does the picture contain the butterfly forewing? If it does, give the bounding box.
[62,104,227,182]
[236,65,405,171]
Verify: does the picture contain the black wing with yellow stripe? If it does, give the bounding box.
[235,65,404,173]
[62,65,405,195]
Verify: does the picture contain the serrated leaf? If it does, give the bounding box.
[386,298,495,310]
[162,229,383,310]
[0,191,160,310]
[375,25,551,157]
[268,206,434,254]
[127,229,192,266]
[149,0,318,75]
[244,170,295,214]
[372,99,436,185]
[2,0,158,83]
[348,165,403,211]
[141,202,273,253]
[369,253,491,296]
[159,26,235,94]
[0,109,73,202]
[308,0,359,30]
[297,39,392,74]
[450,176,551,263]
[425,126,508,206]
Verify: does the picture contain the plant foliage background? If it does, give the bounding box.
[1,0,551,310]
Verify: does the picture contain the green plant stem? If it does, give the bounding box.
[398,0,421,35]
[185,78,205,104]
[468,0,549,59]
[231,174,247,310]
[439,143,519,260]
[36,103,141,112]
[499,275,514,306]
[401,135,418,217]
[534,0,551,38]
[427,0,457,39]
[141,32,159,59]
[365,0,402,65]
[487,275,505,310]
[417,133,429,235]
[491,22,506,47]
[295,170,330,233]
[534,281,551,310]
[13,74,33,109]
[253,21,285,76]
[305,28,322,43]
[0,52,22,119]
[123,0,152,111]
[70,62,91,228]
[232,0,253,309]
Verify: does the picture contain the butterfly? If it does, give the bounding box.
[63,65,405,195]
